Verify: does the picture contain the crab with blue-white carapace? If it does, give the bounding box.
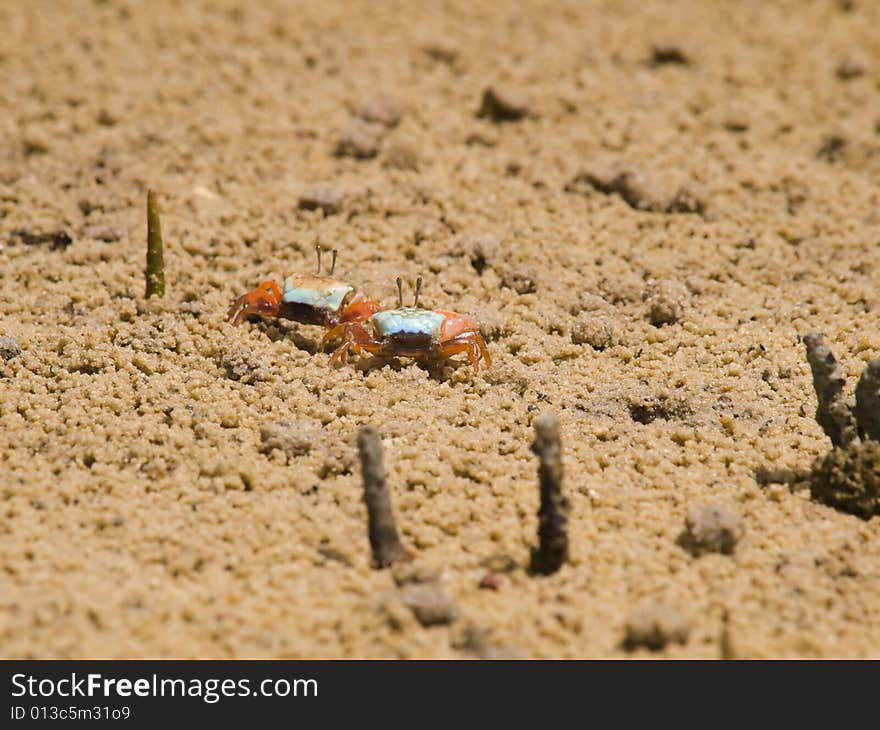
[325,277,491,372]
[226,246,383,331]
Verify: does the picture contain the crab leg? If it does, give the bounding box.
[438,340,479,371]
[328,324,382,367]
[474,332,492,367]
[439,333,489,372]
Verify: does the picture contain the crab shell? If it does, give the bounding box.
[370,306,478,356]
[281,272,358,327]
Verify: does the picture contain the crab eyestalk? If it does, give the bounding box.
[145,190,165,299]
[315,244,338,276]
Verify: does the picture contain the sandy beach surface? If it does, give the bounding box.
[2,0,879,658]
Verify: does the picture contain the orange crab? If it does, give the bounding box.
[326,277,491,372]
[225,246,383,331]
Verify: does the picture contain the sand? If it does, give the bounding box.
[1,0,879,658]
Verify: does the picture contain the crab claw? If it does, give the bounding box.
[225,281,282,326]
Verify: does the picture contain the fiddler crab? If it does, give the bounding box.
[326,276,491,373]
[225,245,382,330]
[226,247,490,372]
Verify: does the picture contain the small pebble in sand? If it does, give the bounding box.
[451,622,525,659]
[318,441,356,479]
[318,546,353,567]
[567,162,706,216]
[628,393,692,425]
[355,93,403,128]
[382,140,419,171]
[336,119,385,159]
[390,558,460,627]
[478,86,530,122]
[400,582,460,626]
[258,421,316,461]
[23,135,50,156]
[624,601,690,651]
[645,279,689,327]
[422,42,460,66]
[480,553,519,574]
[599,273,644,305]
[817,134,847,163]
[11,229,73,251]
[650,44,691,66]
[499,264,538,294]
[571,315,615,350]
[457,233,498,275]
[465,128,499,147]
[82,223,124,243]
[413,219,443,246]
[392,559,440,586]
[835,55,866,81]
[679,503,744,557]
[722,112,750,133]
[451,622,493,655]
[220,348,268,384]
[298,185,344,215]
[379,595,413,631]
[0,336,22,362]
